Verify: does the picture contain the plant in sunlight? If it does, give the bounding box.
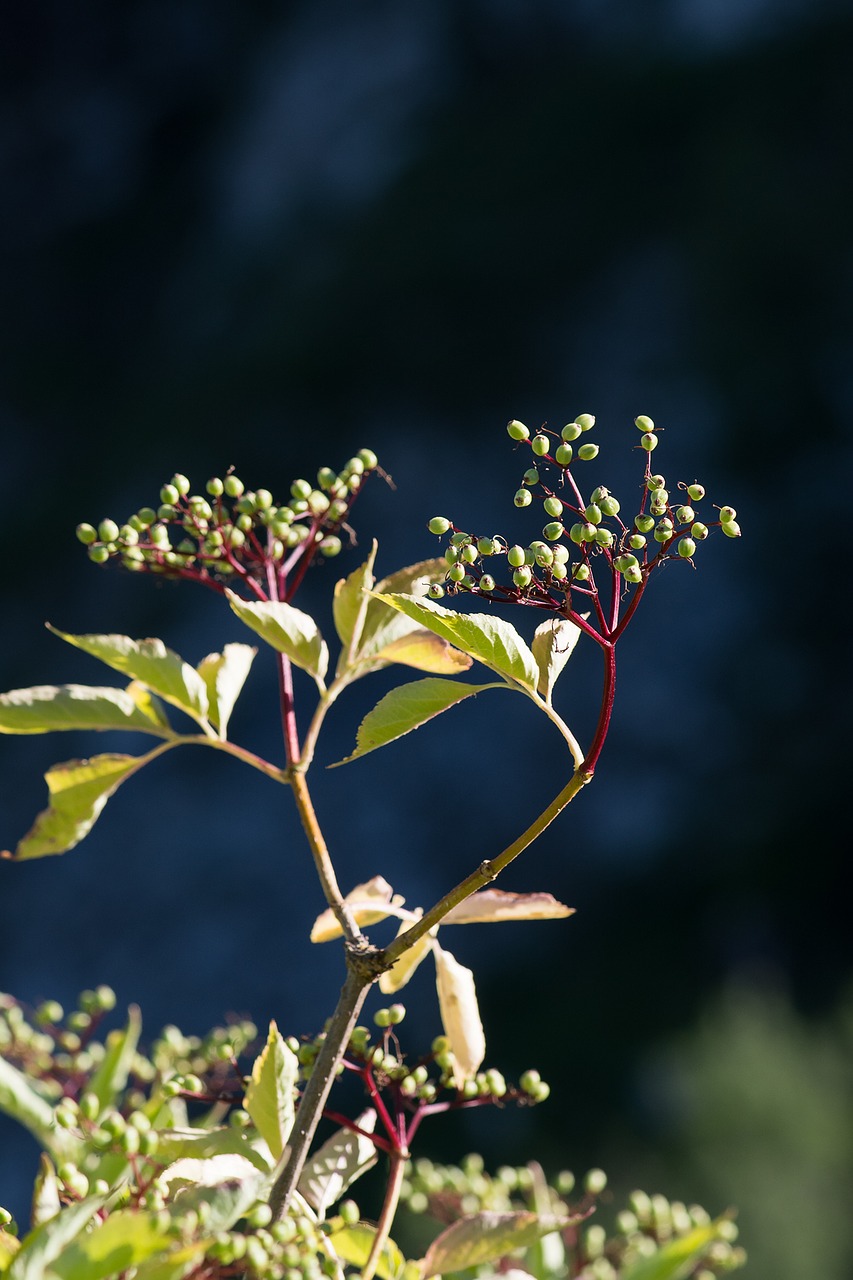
[0,421,745,1280]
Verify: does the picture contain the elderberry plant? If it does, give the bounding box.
[0,419,743,1280]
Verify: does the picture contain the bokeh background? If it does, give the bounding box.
[2,3,852,1277]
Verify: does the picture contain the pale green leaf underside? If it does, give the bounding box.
[334,678,503,765]
[49,1209,171,1280]
[619,1224,722,1280]
[372,595,540,691]
[375,632,472,674]
[244,1021,299,1161]
[226,593,328,684]
[3,748,171,860]
[352,559,448,666]
[0,684,172,737]
[422,1211,569,1278]
[298,1110,378,1218]
[327,1224,405,1280]
[197,643,256,737]
[333,541,378,656]
[49,629,209,725]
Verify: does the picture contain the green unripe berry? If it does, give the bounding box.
[253,488,273,510]
[577,443,599,461]
[461,543,478,564]
[584,1168,608,1196]
[236,513,253,532]
[226,527,245,548]
[290,479,312,501]
[719,505,737,523]
[531,433,550,456]
[223,475,243,498]
[555,444,573,465]
[87,545,110,564]
[581,522,598,542]
[691,522,709,540]
[374,1008,392,1028]
[543,496,563,517]
[687,483,705,501]
[507,545,526,567]
[512,566,533,588]
[576,413,596,430]
[532,542,554,566]
[507,419,529,441]
[569,523,585,544]
[429,517,451,535]
[76,523,98,545]
[345,456,365,478]
[678,537,696,558]
[593,528,614,548]
[461,574,477,590]
[320,536,341,557]
[171,474,190,496]
[159,485,180,506]
[449,531,470,546]
[552,543,570,563]
[614,554,638,573]
[676,505,694,524]
[599,496,620,517]
[551,562,568,580]
[427,583,445,598]
[206,477,224,497]
[477,536,498,555]
[561,422,582,442]
[647,474,666,490]
[634,414,654,432]
[479,574,496,592]
[654,522,673,543]
[640,432,658,452]
[448,564,465,582]
[514,489,532,507]
[358,448,378,469]
[519,1069,541,1094]
[444,546,459,565]
[98,519,120,543]
[628,534,646,550]
[584,503,602,524]
[650,487,668,506]
[543,522,564,541]
[522,467,539,486]
[572,563,590,581]
[79,1092,100,1121]
[721,519,741,537]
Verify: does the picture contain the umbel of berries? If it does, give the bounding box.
[75,450,382,605]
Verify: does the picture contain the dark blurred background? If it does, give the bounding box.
[2,3,852,1276]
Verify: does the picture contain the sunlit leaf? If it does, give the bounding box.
[441,889,574,926]
[8,1195,107,1280]
[378,913,437,995]
[372,595,540,691]
[125,682,171,730]
[333,541,378,659]
[433,945,485,1083]
[0,1229,21,1269]
[375,632,473,675]
[87,1005,142,1115]
[327,1224,406,1280]
[333,678,504,765]
[48,629,209,726]
[30,1155,61,1229]
[311,877,407,943]
[619,1224,723,1280]
[422,1210,569,1278]
[0,1056,76,1164]
[226,593,328,685]
[531,616,582,702]
[155,1126,272,1171]
[128,1240,209,1280]
[49,1209,171,1280]
[298,1110,378,1219]
[353,560,449,666]
[197,643,256,737]
[159,1155,266,1232]
[0,685,171,737]
[243,1021,298,1161]
[2,748,172,861]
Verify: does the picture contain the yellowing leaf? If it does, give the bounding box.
[379,913,437,994]
[619,1223,723,1280]
[48,629,210,726]
[333,678,505,766]
[442,890,574,926]
[298,1109,377,1218]
[226,594,328,685]
[243,1021,298,1161]
[2,749,171,861]
[433,945,485,1083]
[333,541,378,659]
[327,1224,405,1280]
[375,632,473,674]
[311,877,406,943]
[371,595,540,691]
[353,559,449,666]
[0,684,172,737]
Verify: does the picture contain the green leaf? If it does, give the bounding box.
[125,682,172,730]
[0,1229,21,1270]
[619,1223,721,1280]
[530,617,582,702]
[333,541,378,660]
[372,595,540,691]
[374,632,473,675]
[155,1126,272,1172]
[353,560,449,667]
[49,1209,172,1280]
[159,1155,266,1232]
[327,1224,406,1280]
[30,1155,61,1229]
[0,685,172,737]
[48,630,209,727]
[243,1021,298,1161]
[0,1057,76,1162]
[196,643,256,737]
[86,1005,142,1115]
[298,1110,378,1219]
[2,748,172,861]
[421,1211,568,1278]
[226,593,328,686]
[127,1241,209,1280]
[8,1196,107,1280]
[333,678,504,765]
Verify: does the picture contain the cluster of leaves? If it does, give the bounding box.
[0,993,743,1280]
[426,415,739,615]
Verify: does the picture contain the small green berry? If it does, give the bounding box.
[507,545,526,567]
[678,537,696,558]
[634,415,655,432]
[519,1069,541,1094]
[721,520,741,537]
[635,514,655,533]
[575,413,595,430]
[584,503,602,524]
[569,523,585,544]
[461,544,478,564]
[290,479,312,502]
[429,517,451,535]
[687,483,705,501]
[444,546,459,565]
[593,528,614,548]
[98,519,120,543]
[507,419,530,441]
[719,505,737,523]
[87,545,110,564]
[512,566,533,587]
[572,564,590,581]
[561,422,582,442]
[159,485,180,506]
[479,574,496,592]
[427,584,445,598]
[358,448,378,469]
[543,522,564,541]
[577,443,599,461]
[522,467,540,486]
[555,444,573,465]
[628,533,646,550]
[514,489,532,507]
[531,433,550,457]
[171,474,191,496]
[477,536,499,555]
[647,474,666,490]
[584,1168,608,1196]
[691,522,709,540]
[543,496,563,517]
[206,477,224,497]
[320,536,342,557]
[448,564,465,582]
[76,523,98,545]
[676,505,694,524]
[640,433,658,452]
[599,496,621,517]
[450,531,470,546]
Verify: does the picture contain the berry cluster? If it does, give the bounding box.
[74,450,380,599]
[427,416,739,619]
[400,1157,745,1280]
